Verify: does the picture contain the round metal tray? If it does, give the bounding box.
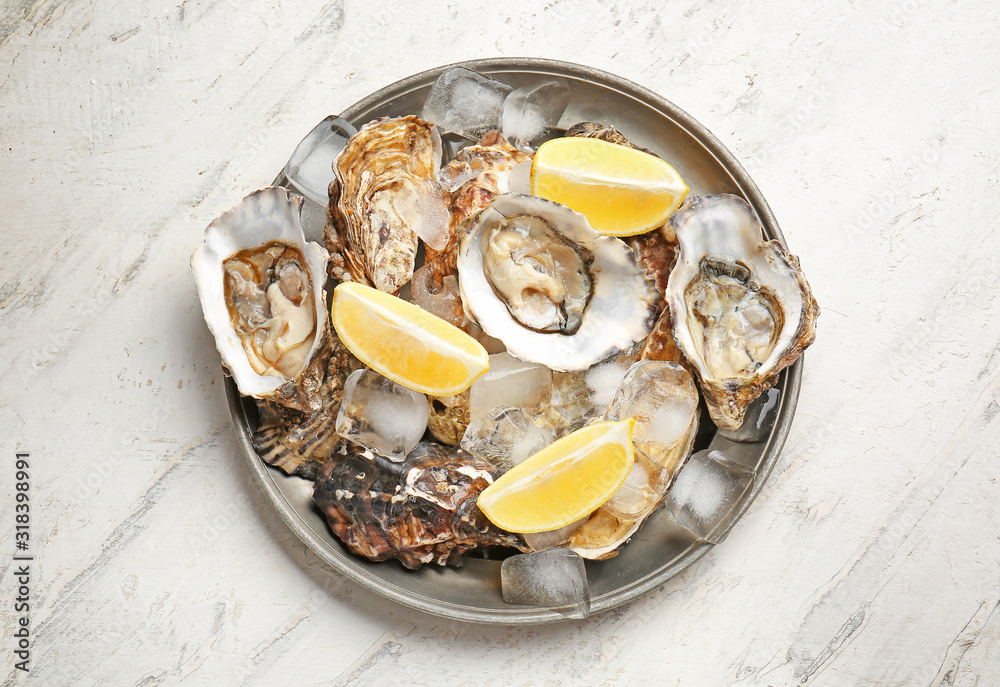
[226,58,801,624]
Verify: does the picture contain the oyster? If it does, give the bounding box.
[457,194,658,371]
[666,194,819,430]
[191,187,330,412]
[325,115,449,293]
[565,121,654,155]
[313,442,527,569]
[627,227,677,319]
[639,307,685,364]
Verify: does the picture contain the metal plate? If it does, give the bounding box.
[225,58,801,624]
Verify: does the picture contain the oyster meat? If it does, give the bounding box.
[313,442,527,569]
[666,194,819,430]
[191,187,330,412]
[457,194,658,371]
[325,115,449,293]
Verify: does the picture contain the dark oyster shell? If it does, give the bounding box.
[313,442,527,569]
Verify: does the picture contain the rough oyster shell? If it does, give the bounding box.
[457,194,658,372]
[426,130,532,281]
[666,194,819,430]
[252,335,361,479]
[191,187,330,412]
[565,121,655,155]
[426,389,471,446]
[313,442,527,569]
[325,115,449,293]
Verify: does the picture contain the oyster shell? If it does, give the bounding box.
[666,194,819,430]
[639,307,685,364]
[627,226,677,319]
[425,130,532,281]
[191,187,330,412]
[426,389,471,446]
[325,115,449,293]
[457,194,658,371]
[565,121,654,155]
[313,442,527,569]
[252,335,361,479]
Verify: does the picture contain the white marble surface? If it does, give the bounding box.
[2,0,999,684]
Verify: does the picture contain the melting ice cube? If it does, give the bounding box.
[410,264,469,329]
[604,360,700,485]
[664,449,755,543]
[469,352,552,423]
[501,79,571,149]
[423,67,513,139]
[602,461,660,521]
[335,369,429,462]
[522,516,588,552]
[282,116,358,206]
[501,548,590,618]
[460,406,554,473]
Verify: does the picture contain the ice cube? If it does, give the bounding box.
[438,130,479,166]
[423,67,513,139]
[501,79,571,149]
[548,346,640,437]
[717,387,780,443]
[664,449,755,543]
[604,360,700,486]
[282,116,358,206]
[522,516,588,552]
[549,370,595,436]
[410,181,451,251]
[501,548,590,618]
[469,352,552,422]
[461,406,554,473]
[335,369,429,462]
[410,264,469,329]
[602,461,660,521]
[585,345,641,409]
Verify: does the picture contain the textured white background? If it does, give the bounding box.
[1,0,999,685]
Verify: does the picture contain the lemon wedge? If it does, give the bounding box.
[331,281,489,396]
[530,137,689,236]
[477,419,635,533]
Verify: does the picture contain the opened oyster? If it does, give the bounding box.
[666,194,819,430]
[325,115,450,294]
[457,194,658,371]
[191,187,331,412]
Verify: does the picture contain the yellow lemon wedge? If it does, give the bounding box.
[331,281,489,396]
[477,419,636,533]
[530,137,689,236]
